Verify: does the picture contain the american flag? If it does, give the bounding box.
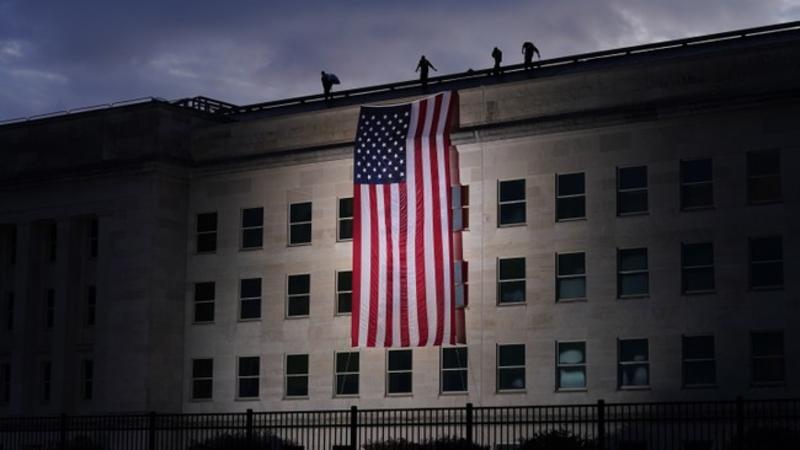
[352,91,459,347]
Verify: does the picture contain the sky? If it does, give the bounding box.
[1,0,799,120]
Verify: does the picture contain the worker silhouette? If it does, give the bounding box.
[416,55,437,87]
[522,42,541,70]
[491,47,503,75]
[321,71,340,100]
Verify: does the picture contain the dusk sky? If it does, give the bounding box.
[1,0,799,120]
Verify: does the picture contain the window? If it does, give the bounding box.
[85,286,96,327]
[5,292,12,331]
[192,358,213,400]
[556,173,585,221]
[44,289,54,329]
[193,282,215,323]
[556,341,586,390]
[196,212,217,253]
[241,208,264,249]
[680,159,713,209]
[338,198,354,241]
[618,248,649,298]
[2,225,16,265]
[387,349,412,395]
[498,179,526,226]
[285,354,309,398]
[239,278,262,320]
[681,243,715,294]
[237,356,260,398]
[618,338,649,388]
[747,150,781,204]
[497,257,525,304]
[441,347,468,393]
[0,363,9,404]
[41,361,51,404]
[751,331,784,385]
[749,236,783,290]
[556,252,586,301]
[46,222,57,262]
[497,344,525,391]
[289,202,312,245]
[335,352,359,396]
[89,218,98,258]
[81,359,94,401]
[617,166,648,215]
[286,274,310,318]
[336,271,352,314]
[682,335,716,387]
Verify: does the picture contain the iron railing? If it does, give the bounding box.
[1,398,799,449]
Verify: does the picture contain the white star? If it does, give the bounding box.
[400,172,405,177]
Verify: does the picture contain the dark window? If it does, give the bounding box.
[498,179,526,226]
[193,282,215,323]
[196,212,217,253]
[336,271,352,314]
[192,358,213,400]
[557,342,586,390]
[497,257,525,304]
[680,159,713,209]
[387,349,412,395]
[239,278,262,320]
[44,289,55,329]
[749,236,783,290]
[0,363,10,404]
[81,359,94,401]
[237,357,260,398]
[556,173,586,221]
[681,243,715,293]
[618,339,649,388]
[289,202,312,245]
[617,166,648,215]
[618,248,649,298]
[497,344,525,391]
[747,150,781,204]
[441,347,468,393]
[557,253,586,301]
[682,335,716,387]
[287,274,310,317]
[89,219,98,258]
[5,292,12,331]
[751,331,784,385]
[285,354,309,398]
[41,361,51,404]
[47,222,57,262]
[338,198,354,241]
[2,225,17,265]
[335,352,359,396]
[85,286,96,327]
[241,208,264,249]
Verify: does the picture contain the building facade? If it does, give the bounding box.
[0,23,798,416]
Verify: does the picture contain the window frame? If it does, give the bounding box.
[44,289,55,330]
[556,340,587,392]
[556,172,586,222]
[286,273,311,319]
[85,285,96,327]
[386,349,413,396]
[240,207,264,250]
[681,242,716,295]
[335,270,353,316]
[195,212,217,254]
[191,358,214,401]
[288,201,313,246]
[238,278,262,321]
[617,338,650,390]
[46,222,57,262]
[236,356,260,400]
[681,334,716,389]
[497,179,526,227]
[680,158,714,211]
[89,218,99,258]
[80,359,94,401]
[337,197,354,242]
[746,149,782,205]
[496,257,526,305]
[334,351,360,397]
[750,330,785,386]
[617,166,648,216]
[285,354,310,399]
[496,343,526,392]
[0,361,10,405]
[556,252,587,302]
[440,347,468,394]
[40,360,52,404]
[5,292,13,331]
[617,247,649,299]
[748,236,783,291]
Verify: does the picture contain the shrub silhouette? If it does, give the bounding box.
[186,432,302,450]
[518,429,596,450]
[362,436,488,450]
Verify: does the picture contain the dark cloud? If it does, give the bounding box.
[1,0,798,120]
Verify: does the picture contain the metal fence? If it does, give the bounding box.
[1,398,798,449]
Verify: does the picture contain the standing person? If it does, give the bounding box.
[416,55,437,87]
[492,47,503,75]
[321,71,333,100]
[522,41,541,70]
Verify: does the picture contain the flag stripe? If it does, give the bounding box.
[413,99,429,345]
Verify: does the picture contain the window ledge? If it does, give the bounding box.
[748,286,784,292]
[191,321,215,326]
[750,382,786,388]
[288,242,313,247]
[497,222,527,228]
[195,251,217,256]
[557,298,587,304]
[333,394,360,399]
[235,397,261,402]
[335,312,353,317]
[747,200,782,206]
[284,396,309,400]
[496,389,527,394]
[682,290,716,296]
[336,238,354,243]
[617,211,649,217]
[189,398,213,403]
[386,393,413,398]
[556,217,587,223]
[239,246,263,252]
[439,391,468,396]
[680,206,715,212]
[618,295,649,300]
[285,315,310,320]
[682,384,718,390]
[618,386,651,391]
[497,301,526,307]
[556,388,588,393]
[237,318,262,323]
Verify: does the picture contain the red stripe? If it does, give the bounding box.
[443,128,456,344]
[383,185,394,347]
[398,184,410,347]
[413,100,429,346]
[367,184,380,347]
[351,186,362,347]
[428,95,445,345]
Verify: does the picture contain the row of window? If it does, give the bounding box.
[185,331,787,401]
[0,219,98,266]
[0,359,93,406]
[2,286,96,332]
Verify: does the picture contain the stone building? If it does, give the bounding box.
[0,22,798,416]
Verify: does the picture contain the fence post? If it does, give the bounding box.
[736,396,744,450]
[597,399,605,450]
[246,408,254,449]
[350,405,358,450]
[59,413,67,450]
[466,403,473,445]
[148,411,156,450]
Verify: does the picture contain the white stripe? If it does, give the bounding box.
[405,103,419,346]
[375,185,388,346]
[358,184,371,347]
[421,99,437,346]
[436,93,453,343]
[391,184,401,347]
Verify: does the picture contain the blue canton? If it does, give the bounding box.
[354,105,411,184]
